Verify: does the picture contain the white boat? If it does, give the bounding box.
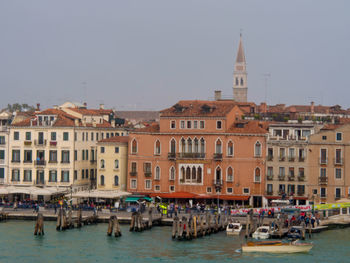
[226,222,242,236]
[252,226,270,239]
[242,240,313,253]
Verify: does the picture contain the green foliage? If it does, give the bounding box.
[6,103,35,112]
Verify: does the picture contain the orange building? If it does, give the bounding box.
[127,100,268,207]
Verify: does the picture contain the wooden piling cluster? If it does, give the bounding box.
[172,213,228,240]
[34,212,44,235]
[0,211,8,221]
[56,208,98,231]
[129,209,157,232]
[107,215,122,237]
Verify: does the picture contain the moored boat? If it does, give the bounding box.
[252,226,270,239]
[242,240,313,253]
[226,222,242,236]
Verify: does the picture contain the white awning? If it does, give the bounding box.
[0,188,9,195]
[70,190,131,199]
[4,186,68,196]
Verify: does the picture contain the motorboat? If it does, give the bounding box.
[226,222,242,236]
[287,227,303,240]
[252,226,270,239]
[242,240,313,253]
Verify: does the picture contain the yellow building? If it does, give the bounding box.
[97,136,128,191]
[308,123,350,204]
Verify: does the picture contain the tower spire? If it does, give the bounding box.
[233,34,248,102]
[236,34,246,64]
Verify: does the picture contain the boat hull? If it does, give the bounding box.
[242,244,313,253]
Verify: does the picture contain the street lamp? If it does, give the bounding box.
[214,179,222,214]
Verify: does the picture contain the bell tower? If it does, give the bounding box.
[233,34,248,102]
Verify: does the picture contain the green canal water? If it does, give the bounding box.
[0,221,349,263]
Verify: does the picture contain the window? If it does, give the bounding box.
[320,187,326,198]
[14,132,19,140]
[199,121,205,129]
[299,149,305,161]
[279,184,286,194]
[187,138,192,153]
[25,132,31,141]
[145,180,152,189]
[170,120,176,129]
[114,175,119,186]
[289,148,295,161]
[74,132,77,141]
[0,150,4,160]
[279,148,286,160]
[74,170,78,181]
[155,185,160,191]
[243,188,250,194]
[335,188,341,199]
[0,136,5,145]
[155,140,161,155]
[170,139,176,154]
[215,139,222,154]
[100,159,105,169]
[336,132,342,141]
[193,121,198,129]
[187,121,191,129]
[279,167,285,177]
[255,141,261,157]
[267,167,273,178]
[131,162,137,173]
[180,120,185,129]
[63,132,69,141]
[320,168,327,177]
[235,77,239,86]
[82,132,85,141]
[313,189,318,195]
[85,169,89,179]
[131,139,137,154]
[12,150,20,162]
[287,184,295,195]
[170,185,175,192]
[335,149,342,164]
[106,133,109,139]
[86,132,89,140]
[155,166,161,180]
[24,150,32,163]
[193,138,199,153]
[169,166,175,180]
[200,138,205,153]
[240,78,244,85]
[12,169,20,181]
[51,132,56,141]
[320,149,327,164]
[74,150,77,161]
[267,148,273,160]
[227,167,233,182]
[85,149,89,161]
[227,141,234,156]
[101,147,105,153]
[267,184,273,194]
[227,188,233,194]
[100,175,105,186]
[206,187,212,193]
[130,179,137,189]
[335,168,342,179]
[61,151,70,163]
[49,170,57,182]
[322,135,327,140]
[254,167,261,182]
[289,167,295,178]
[115,147,119,153]
[144,163,152,174]
[23,170,32,182]
[60,171,69,182]
[82,169,85,179]
[297,185,305,195]
[216,121,222,129]
[82,150,85,161]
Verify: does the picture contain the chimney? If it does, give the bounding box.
[36,103,40,111]
[99,104,104,110]
[214,90,222,101]
[74,119,79,126]
[311,101,315,114]
[260,102,267,114]
[83,102,87,108]
[111,119,116,128]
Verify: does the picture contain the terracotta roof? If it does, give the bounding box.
[133,123,160,133]
[320,124,343,131]
[98,136,129,143]
[68,108,113,116]
[160,100,238,117]
[227,121,268,134]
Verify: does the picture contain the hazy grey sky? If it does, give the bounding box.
[0,0,349,110]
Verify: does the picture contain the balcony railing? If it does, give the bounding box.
[319,176,328,184]
[11,159,20,163]
[213,179,223,187]
[129,171,137,176]
[23,160,33,163]
[288,175,295,181]
[298,157,305,162]
[90,160,97,164]
[278,175,285,181]
[24,141,32,146]
[34,160,46,166]
[298,175,305,181]
[297,191,305,196]
[267,155,273,161]
[144,171,152,177]
[267,174,274,180]
[279,156,286,162]
[34,180,45,185]
[50,141,57,146]
[168,152,176,160]
[319,158,328,165]
[288,157,295,162]
[177,153,205,159]
[334,158,343,165]
[61,160,70,164]
[320,194,327,199]
[213,153,223,161]
[34,140,47,146]
[266,190,273,196]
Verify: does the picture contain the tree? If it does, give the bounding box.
[5,103,35,112]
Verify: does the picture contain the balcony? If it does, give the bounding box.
[298,157,305,162]
[297,191,305,196]
[90,160,97,164]
[168,152,176,160]
[129,171,137,177]
[177,153,206,159]
[319,176,328,185]
[48,160,57,164]
[144,171,152,177]
[61,160,70,164]
[278,175,285,181]
[319,158,328,165]
[213,153,223,161]
[334,158,343,166]
[23,159,32,164]
[267,174,274,180]
[11,159,20,163]
[288,157,295,162]
[267,155,273,161]
[288,175,295,181]
[34,160,46,166]
[213,179,223,187]
[34,140,47,146]
[279,156,286,162]
[50,141,57,146]
[298,175,305,181]
[24,141,32,146]
[34,180,45,186]
[266,190,273,196]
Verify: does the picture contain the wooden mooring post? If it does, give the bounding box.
[34,212,44,235]
[107,215,122,237]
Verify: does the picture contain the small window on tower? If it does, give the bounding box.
[235,78,239,86]
[241,78,244,86]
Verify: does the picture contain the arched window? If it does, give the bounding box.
[227,141,234,156]
[155,140,161,155]
[200,138,205,154]
[227,167,233,182]
[132,139,138,154]
[114,175,119,186]
[180,167,185,183]
[155,166,160,180]
[255,141,262,157]
[100,175,105,186]
[191,167,196,182]
[187,138,192,153]
[114,159,119,169]
[181,138,186,153]
[100,159,105,169]
[170,139,176,153]
[215,139,222,154]
[194,138,199,153]
[186,167,191,181]
[216,167,222,182]
[235,77,239,86]
[197,167,202,183]
[240,78,244,86]
[170,166,175,181]
[255,167,261,182]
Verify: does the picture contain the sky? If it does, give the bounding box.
[0,0,349,111]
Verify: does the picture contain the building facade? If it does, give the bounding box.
[0,111,12,185]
